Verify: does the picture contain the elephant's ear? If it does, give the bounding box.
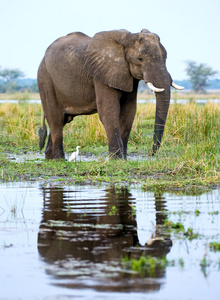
[83,30,133,92]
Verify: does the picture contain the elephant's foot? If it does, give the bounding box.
[53,148,65,160]
[45,147,53,160]
[45,145,65,160]
[45,153,65,160]
[149,142,160,156]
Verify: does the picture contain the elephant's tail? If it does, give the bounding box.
[38,115,47,151]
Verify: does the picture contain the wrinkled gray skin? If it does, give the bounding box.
[38,29,173,160]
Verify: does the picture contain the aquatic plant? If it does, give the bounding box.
[108,205,117,216]
[178,258,184,268]
[200,255,211,277]
[184,227,199,240]
[122,255,168,277]
[195,209,201,217]
[164,219,185,232]
[209,242,220,252]
[208,211,219,216]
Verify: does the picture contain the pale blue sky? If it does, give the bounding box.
[0,0,219,80]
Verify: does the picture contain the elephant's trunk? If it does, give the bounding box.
[151,73,171,155]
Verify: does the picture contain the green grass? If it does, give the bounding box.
[0,100,220,189]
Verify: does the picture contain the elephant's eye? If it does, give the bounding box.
[138,57,143,62]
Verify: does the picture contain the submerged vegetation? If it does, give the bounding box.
[0,93,219,189]
[209,242,220,252]
[122,255,169,277]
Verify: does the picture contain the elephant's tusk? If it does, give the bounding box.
[172,82,184,90]
[146,82,164,93]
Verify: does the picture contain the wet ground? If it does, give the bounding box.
[1,182,220,299]
[5,150,149,163]
[5,151,107,163]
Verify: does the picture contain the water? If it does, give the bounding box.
[0,183,220,299]
[0,98,220,105]
[0,99,41,104]
[137,98,220,104]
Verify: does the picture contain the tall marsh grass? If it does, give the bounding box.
[0,102,41,150]
[165,102,220,156]
[0,102,219,157]
[64,114,106,149]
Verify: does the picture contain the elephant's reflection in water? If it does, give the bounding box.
[38,186,172,291]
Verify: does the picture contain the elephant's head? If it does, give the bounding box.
[84,29,183,154]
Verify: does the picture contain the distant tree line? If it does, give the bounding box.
[0,66,38,93]
[0,62,219,94]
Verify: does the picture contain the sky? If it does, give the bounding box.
[0,0,220,80]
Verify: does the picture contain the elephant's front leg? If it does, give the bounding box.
[94,81,124,159]
[119,81,138,159]
[119,99,137,159]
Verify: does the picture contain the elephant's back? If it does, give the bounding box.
[43,32,95,105]
[44,31,91,78]
[46,32,91,57]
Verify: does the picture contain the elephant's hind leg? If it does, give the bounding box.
[44,105,65,159]
[38,59,65,160]
[41,117,65,160]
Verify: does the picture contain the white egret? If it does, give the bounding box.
[68,146,80,162]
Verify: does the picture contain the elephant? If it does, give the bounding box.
[37,29,183,160]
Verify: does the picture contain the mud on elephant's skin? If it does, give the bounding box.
[37,29,183,160]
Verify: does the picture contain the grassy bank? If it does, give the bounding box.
[0,92,40,100]
[0,99,219,190]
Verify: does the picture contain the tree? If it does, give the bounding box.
[29,81,39,93]
[0,68,24,83]
[0,67,25,93]
[185,61,218,93]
